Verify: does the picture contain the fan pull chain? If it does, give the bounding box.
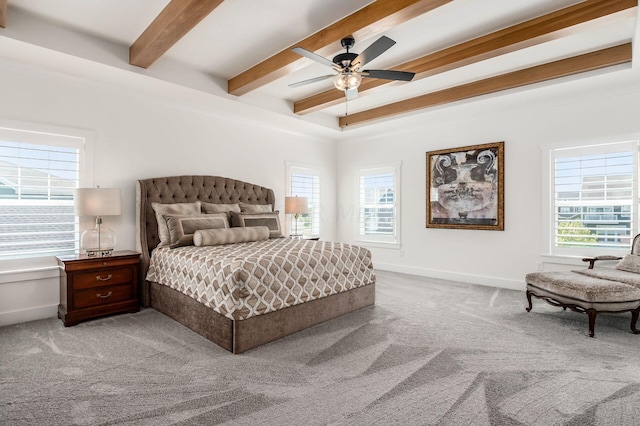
[344,92,348,126]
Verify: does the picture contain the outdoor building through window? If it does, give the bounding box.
[358,163,400,245]
[551,140,638,255]
[0,126,85,259]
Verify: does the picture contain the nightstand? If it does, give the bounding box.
[57,250,140,326]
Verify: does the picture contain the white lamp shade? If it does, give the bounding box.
[285,196,308,215]
[74,188,122,217]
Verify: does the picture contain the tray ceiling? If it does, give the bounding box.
[2,0,638,131]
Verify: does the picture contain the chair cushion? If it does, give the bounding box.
[525,271,640,303]
[576,268,640,289]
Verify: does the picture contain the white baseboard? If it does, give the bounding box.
[0,304,58,327]
[374,262,525,291]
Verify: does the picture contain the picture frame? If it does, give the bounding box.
[426,141,504,230]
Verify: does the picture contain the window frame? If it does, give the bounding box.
[0,119,93,263]
[356,161,401,247]
[543,137,639,257]
[285,161,322,239]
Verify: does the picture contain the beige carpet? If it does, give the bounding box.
[2,270,640,425]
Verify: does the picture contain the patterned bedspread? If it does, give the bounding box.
[146,238,375,321]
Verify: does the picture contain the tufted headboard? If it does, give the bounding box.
[136,175,275,306]
[633,233,640,255]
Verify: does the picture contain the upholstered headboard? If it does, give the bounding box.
[633,233,640,255]
[136,175,275,306]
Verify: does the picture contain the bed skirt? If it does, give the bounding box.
[149,281,376,353]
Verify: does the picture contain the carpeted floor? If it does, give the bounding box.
[2,270,640,425]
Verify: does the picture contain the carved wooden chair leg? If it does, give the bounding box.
[587,309,597,337]
[631,309,640,334]
[525,290,533,312]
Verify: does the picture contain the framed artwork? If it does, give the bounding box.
[426,141,504,230]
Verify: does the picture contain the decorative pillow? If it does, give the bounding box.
[166,213,228,248]
[201,202,241,215]
[615,254,640,274]
[193,226,270,246]
[239,202,272,213]
[152,201,201,248]
[229,211,283,238]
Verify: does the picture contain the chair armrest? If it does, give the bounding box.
[582,255,623,269]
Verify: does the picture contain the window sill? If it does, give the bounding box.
[0,255,59,272]
[540,254,588,267]
[355,241,401,250]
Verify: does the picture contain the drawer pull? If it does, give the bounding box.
[96,274,112,282]
[96,292,112,299]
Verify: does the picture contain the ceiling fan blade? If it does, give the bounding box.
[345,87,358,100]
[363,69,416,81]
[292,47,337,69]
[288,74,335,88]
[351,36,396,70]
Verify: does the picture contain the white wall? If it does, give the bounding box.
[337,68,640,290]
[4,48,640,325]
[0,61,338,325]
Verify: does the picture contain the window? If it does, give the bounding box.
[358,163,400,245]
[550,140,638,255]
[0,125,87,259]
[286,164,321,238]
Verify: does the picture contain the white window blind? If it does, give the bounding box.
[0,130,82,259]
[289,168,320,237]
[552,141,638,254]
[358,164,400,244]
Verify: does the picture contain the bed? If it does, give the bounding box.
[136,175,376,353]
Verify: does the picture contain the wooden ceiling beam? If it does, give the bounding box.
[339,43,632,128]
[227,0,452,96]
[0,0,7,28]
[130,0,224,69]
[297,0,637,114]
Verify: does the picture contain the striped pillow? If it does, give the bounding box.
[166,213,228,248]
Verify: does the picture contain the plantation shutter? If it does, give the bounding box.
[358,165,399,244]
[290,169,320,237]
[0,134,81,259]
[552,141,637,252]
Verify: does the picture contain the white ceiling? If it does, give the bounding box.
[3,0,639,133]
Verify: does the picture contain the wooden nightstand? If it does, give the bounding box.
[57,250,140,326]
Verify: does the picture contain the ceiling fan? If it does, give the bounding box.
[290,36,416,100]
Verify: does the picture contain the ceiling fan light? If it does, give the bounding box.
[334,72,361,91]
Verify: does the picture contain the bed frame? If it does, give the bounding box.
[136,175,375,354]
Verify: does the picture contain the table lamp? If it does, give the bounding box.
[74,187,121,257]
[285,196,308,238]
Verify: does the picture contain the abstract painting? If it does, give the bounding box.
[426,141,504,230]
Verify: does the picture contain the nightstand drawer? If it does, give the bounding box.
[73,284,134,309]
[73,267,133,290]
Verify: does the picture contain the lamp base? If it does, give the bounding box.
[81,217,116,257]
[84,248,114,258]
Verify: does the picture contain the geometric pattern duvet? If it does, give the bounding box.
[146,238,375,320]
